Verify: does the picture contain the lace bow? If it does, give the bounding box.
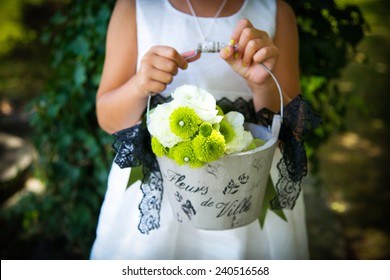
[256,95,322,209]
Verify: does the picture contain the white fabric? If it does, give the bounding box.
[136,0,276,101]
[90,0,309,260]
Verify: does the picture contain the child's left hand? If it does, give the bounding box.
[220,18,279,87]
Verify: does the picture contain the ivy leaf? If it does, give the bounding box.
[69,35,91,57]
[74,63,86,87]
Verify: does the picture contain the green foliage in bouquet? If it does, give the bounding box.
[1,0,367,259]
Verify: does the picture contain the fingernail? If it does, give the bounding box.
[229,39,235,46]
[234,53,240,59]
[225,47,230,55]
[242,62,247,67]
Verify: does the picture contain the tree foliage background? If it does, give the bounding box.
[1,0,367,259]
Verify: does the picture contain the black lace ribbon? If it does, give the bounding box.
[112,94,321,234]
[256,95,322,209]
[112,122,163,234]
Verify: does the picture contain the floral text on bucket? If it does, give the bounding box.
[166,170,209,195]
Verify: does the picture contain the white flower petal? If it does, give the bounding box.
[224,111,253,154]
[171,85,221,124]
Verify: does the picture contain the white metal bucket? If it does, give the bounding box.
[157,115,282,230]
[148,63,283,230]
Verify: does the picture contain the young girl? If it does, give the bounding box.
[91,0,319,259]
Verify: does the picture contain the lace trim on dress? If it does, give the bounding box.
[112,94,321,234]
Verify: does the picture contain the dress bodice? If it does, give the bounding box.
[136,0,277,101]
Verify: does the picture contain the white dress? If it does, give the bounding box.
[90,0,309,260]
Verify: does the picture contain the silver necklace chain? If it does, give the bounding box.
[185,0,228,42]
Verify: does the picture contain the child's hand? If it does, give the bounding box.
[220,18,279,86]
[135,46,191,96]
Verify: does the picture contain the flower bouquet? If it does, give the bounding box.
[147,85,282,230]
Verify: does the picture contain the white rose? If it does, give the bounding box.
[223,111,253,154]
[171,85,222,124]
[147,103,182,148]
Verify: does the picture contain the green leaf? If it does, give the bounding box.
[126,166,143,188]
[69,35,91,57]
[74,63,86,86]
[259,176,287,228]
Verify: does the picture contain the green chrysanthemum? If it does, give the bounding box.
[199,122,213,137]
[151,136,166,157]
[169,106,201,139]
[193,130,225,163]
[170,141,204,168]
[219,117,236,143]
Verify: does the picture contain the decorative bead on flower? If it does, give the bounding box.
[147,85,264,168]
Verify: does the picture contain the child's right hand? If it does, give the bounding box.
[134,46,195,97]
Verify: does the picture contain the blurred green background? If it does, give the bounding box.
[0,0,389,259]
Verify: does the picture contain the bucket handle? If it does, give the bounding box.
[259,63,284,119]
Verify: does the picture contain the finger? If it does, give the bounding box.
[230,18,254,47]
[150,56,180,76]
[149,67,174,85]
[152,46,188,70]
[219,44,236,61]
[241,39,259,66]
[243,30,276,69]
[253,45,279,70]
[136,72,167,96]
[137,65,173,94]
[241,33,272,66]
[181,50,201,63]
